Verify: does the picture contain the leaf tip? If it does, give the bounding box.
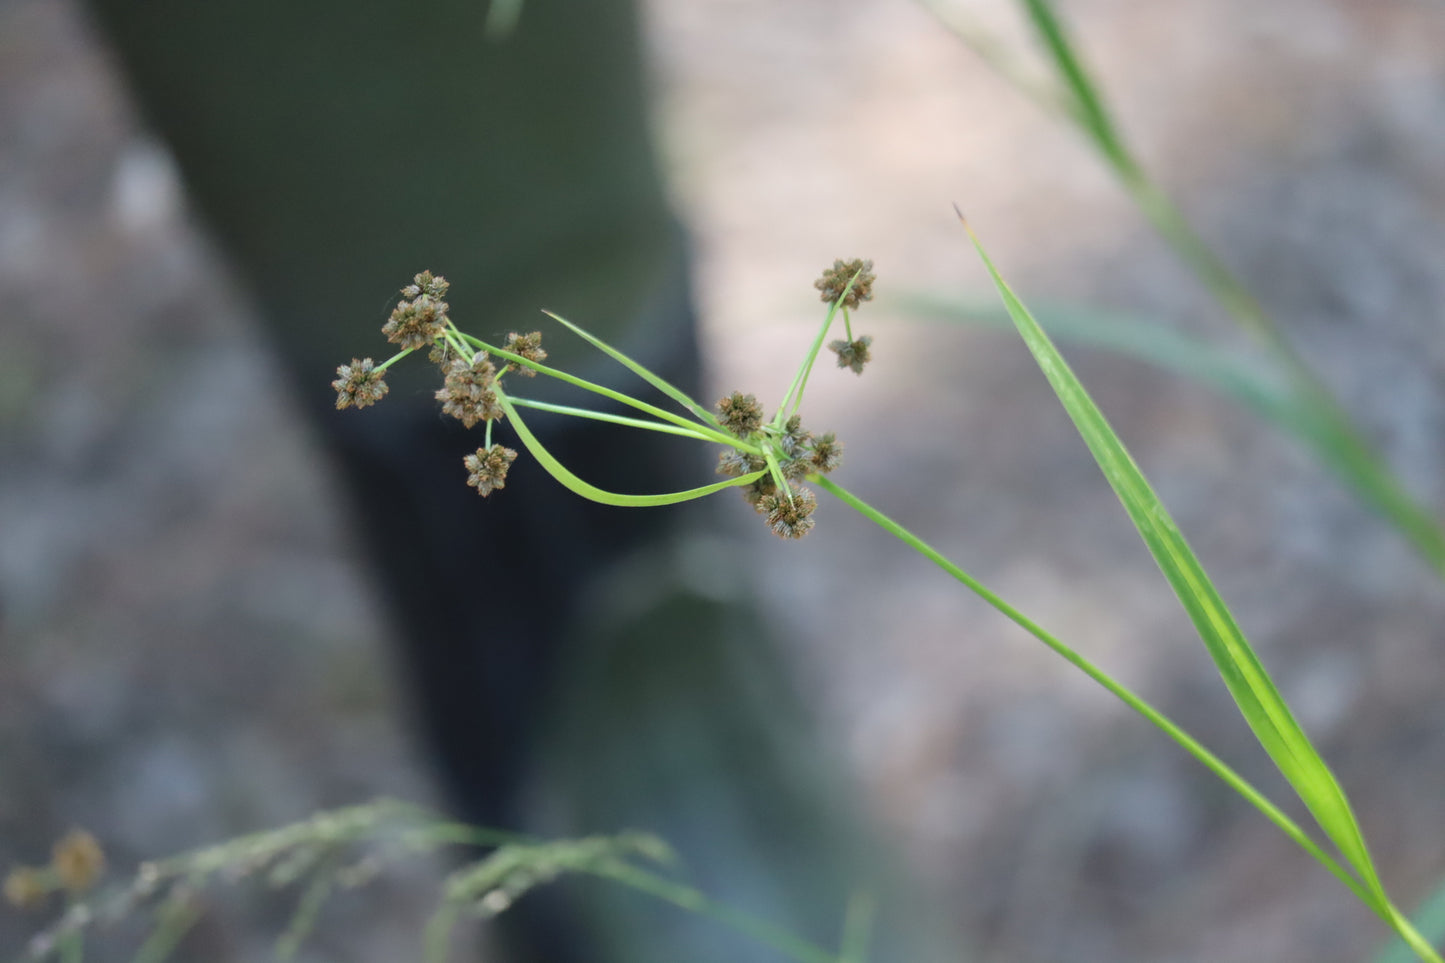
[951,203,981,244]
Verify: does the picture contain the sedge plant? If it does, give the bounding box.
[327,240,1443,961]
[15,243,1438,961]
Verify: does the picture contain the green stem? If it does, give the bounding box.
[763,445,793,504]
[373,346,414,372]
[778,275,862,426]
[506,396,729,443]
[1387,905,1445,963]
[461,334,742,448]
[813,475,1373,909]
[494,385,765,507]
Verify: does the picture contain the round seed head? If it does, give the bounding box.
[717,391,764,437]
[814,258,876,309]
[332,358,389,409]
[464,444,519,497]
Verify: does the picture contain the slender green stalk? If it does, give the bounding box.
[506,396,729,444]
[1379,882,1445,963]
[540,310,723,431]
[373,346,414,372]
[814,475,1373,909]
[461,334,742,449]
[494,385,765,507]
[779,272,862,425]
[58,914,81,963]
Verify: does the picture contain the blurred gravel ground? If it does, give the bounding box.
[3,0,1445,961]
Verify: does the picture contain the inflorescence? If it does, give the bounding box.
[332,258,880,537]
[817,257,875,376]
[331,271,525,498]
[714,407,838,540]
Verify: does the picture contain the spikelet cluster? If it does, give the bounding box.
[713,396,843,539]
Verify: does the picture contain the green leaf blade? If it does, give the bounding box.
[963,222,1390,907]
[541,310,722,430]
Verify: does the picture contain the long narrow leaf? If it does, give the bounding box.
[1017,0,1136,176]
[461,334,739,447]
[506,396,722,442]
[961,221,1391,909]
[541,310,722,430]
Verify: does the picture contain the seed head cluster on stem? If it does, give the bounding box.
[330,258,880,535]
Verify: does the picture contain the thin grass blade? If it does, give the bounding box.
[1017,0,1136,176]
[506,396,722,442]
[541,310,721,429]
[961,220,1392,911]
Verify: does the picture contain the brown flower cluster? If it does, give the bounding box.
[828,335,873,375]
[502,331,548,376]
[717,391,763,437]
[814,257,875,310]
[332,272,550,499]
[465,444,518,497]
[436,354,503,428]
[332,358,389,409]
[382,271,451,350]
[758,486,817,540]
[713,400,842,539]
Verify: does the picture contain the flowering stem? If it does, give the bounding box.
[778,272,865,426]
[813,474,1375,909]
[762,446,794,505]
[373,347,414,372]
[506,396,728,443]
[494,383,766,506]
[842,306,854,343]
[459,334,744,448]
[443,328,472,361]
[777,298,846,427]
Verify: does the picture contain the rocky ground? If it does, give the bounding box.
[3,1,1445,961]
